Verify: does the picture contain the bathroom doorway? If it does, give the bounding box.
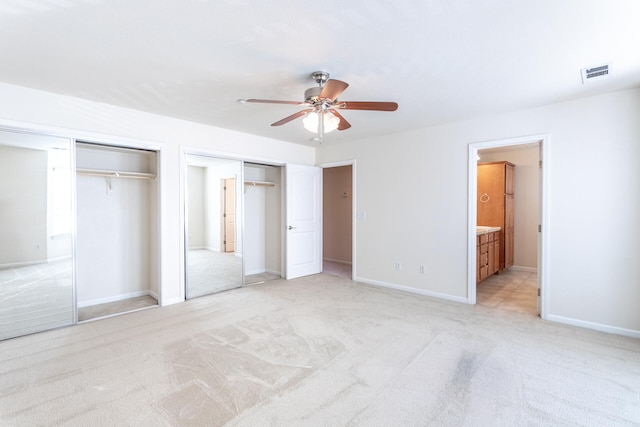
[468,135,549,319]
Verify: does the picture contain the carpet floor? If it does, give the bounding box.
[1,273,639,426]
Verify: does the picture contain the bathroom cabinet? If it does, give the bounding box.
[476,230,500,283]
[477,161,515,272]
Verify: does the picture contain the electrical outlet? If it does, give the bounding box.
[419,265,425,274]
[395,262,402,271]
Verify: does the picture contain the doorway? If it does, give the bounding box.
[468,135,549,319]
[321,163,354,279]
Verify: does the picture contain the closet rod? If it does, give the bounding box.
[244,180,276,187]
[76,168,156,180]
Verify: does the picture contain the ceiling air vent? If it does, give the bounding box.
[581,64,610,84]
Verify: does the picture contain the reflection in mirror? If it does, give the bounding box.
[185,155,243,298]
[0,129,74,340]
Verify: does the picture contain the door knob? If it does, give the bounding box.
[288,225,296,230]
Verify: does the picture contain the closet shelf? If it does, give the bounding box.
[76,168,156,180]
[244,180,276,187]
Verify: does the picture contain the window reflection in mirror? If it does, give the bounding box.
[0,129,74,340]
[185,154,243,298]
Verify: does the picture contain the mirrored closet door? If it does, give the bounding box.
[0,129,74,340]
[185,155,244,298]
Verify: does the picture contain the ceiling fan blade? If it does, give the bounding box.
[271,109,313,126]
[331,110,352,131]
[338,101,398,111]
[318,79,349,101]
[243,99,305,105]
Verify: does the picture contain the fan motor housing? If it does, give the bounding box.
[304,86,322,102]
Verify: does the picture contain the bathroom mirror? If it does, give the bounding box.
[0,129,74,340]
[185,154,243,298]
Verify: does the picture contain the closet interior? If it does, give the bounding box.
[244,163,282,285]
[76,142,159,321]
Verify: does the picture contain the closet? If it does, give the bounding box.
[76,142,159,320]
[477,161,514,272]
[243,163,282,284]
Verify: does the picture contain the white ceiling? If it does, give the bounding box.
[1,0,639,146]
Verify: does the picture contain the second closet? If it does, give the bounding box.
[76,142,159,321]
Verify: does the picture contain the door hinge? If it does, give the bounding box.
[537,288,541,297]
[538,224,541,232]
[539,160,542,168]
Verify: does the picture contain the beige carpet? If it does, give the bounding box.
[0,259,74,341]
[187,249,243,298]
[1,273,639,426]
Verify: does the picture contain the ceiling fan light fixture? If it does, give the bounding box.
[302,111,340,133]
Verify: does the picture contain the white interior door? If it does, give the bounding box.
[286,163,322,279]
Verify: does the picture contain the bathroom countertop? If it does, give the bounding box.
[476,226,501,235]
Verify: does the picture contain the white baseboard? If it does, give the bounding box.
[546,314,640,339]
[78,290,151,308]
[354,276,468,304]
[162,297,184,306]
[0,255,72,269]
[510,265,537,273]
[245,268,281,276]
[0,259,46,269]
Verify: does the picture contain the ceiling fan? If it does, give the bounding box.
[238,71,398,141]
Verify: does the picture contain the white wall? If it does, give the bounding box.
[317,88,640,336]
[244,164,282,276]
[0,146,48,266]
[76,144,157,306]
[244,165,267,275]
[187,166,205,249]
[264,166,282,275]
[3,81,637,337]
[0,82,315,306]
[47,149,73,261]
[479,146,539,269]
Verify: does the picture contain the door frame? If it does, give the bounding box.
[318,160,356,279]
[467,134,550,320]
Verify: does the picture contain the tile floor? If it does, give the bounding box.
[476,268,538,316]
